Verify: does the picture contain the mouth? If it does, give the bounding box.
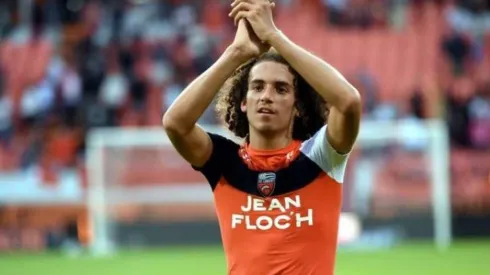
[257,107,275,115]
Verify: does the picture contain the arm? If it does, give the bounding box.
[162,47,245,167]
[162,20,268,167]
[267,32,361,154]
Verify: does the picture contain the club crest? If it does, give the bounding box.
[257,172,276,197]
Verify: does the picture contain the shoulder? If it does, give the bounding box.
[299,125,351,184]
[208,132,239,151]
[193,132,240,170]
[192,132,240,189]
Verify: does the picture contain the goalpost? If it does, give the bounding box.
[86,119,451,256]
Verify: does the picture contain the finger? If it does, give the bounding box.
[234,11,250,26]
[232,0,269,8]
[229,2,253,19]
[231,0,251,8]
[270,2,275,9]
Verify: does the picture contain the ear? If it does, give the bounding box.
[294,107,300,117]
[240,99,247,113]
[294,102,302,118]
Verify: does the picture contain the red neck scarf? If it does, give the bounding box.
[238,140,302,171]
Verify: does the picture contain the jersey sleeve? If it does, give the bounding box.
[192,133,235,190]
[299,125,351,184]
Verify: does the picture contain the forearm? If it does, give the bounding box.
[163,47,246,134]
[267,31,360,113]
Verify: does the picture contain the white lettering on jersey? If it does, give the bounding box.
[232,195,313,230]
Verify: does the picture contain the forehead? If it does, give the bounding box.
[249,61,294,85]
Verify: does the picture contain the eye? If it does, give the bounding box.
[251,84,263,92]
[277,86,288,94]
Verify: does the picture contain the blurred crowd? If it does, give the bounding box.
[323,0,401,28]
[0,0,488,175]
[442,0,490,148]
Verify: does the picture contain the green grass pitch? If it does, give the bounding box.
[0,241,488,275]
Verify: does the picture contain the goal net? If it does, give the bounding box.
[86,119,451,255]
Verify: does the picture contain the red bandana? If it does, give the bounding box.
[238,140,302,171]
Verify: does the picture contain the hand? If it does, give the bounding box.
[229,19,270,62]
[229,0,279,44]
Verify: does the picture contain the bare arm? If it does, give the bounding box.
[267,32,361,154]
[162,20,269,167]
[162,48,245,167]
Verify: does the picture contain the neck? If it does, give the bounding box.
[248,130,292,151]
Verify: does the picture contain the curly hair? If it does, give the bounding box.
[216,51,327,141]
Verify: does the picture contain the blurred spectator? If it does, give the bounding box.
[446,0,490,37]
[19,76,55,128]
[163,74,186,113]
[442,0,490,148]
[58,52,82,127]
[172,2,197,33]
[446,76,474,147]
[442,31,471,75]
[323,0,348,26]
[58,0,85,24]
[0,3,53,126]
[354,68,379,115]
[187,25,215,74]
[99,45,128,126]
[323,0,389,29]
[410,88,426,120]
[77,35,105,100]
[0,77,13,146]
[445,0,490,66]
[468,72,490,149]
[350,68,398,121]
[0,1,12,38]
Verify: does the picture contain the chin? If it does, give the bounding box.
[251,123,279,134]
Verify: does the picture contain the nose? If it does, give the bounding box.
[259,85,274,103]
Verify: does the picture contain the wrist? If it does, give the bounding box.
[264,29,283,46]
[225,45,254,65]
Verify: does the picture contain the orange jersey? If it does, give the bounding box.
[193,125,350,275]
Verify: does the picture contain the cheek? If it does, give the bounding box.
[241,92,252,112]
[278,97,296,115]
[244,93,258,109]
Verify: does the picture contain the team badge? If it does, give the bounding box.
[257,172,276,197]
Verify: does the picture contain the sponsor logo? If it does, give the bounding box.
[232,195,314,230]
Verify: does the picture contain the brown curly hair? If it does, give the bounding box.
[216,51,327,141]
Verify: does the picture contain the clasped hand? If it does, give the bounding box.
[229,0,279,44]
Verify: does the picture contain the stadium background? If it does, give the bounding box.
[0,0,490,274]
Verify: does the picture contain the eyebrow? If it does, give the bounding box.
[249,79,292,87]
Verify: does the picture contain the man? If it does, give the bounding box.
[162,0,361,274]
